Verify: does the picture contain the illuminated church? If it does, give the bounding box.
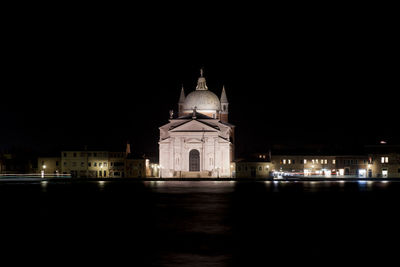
[159,70,235,178]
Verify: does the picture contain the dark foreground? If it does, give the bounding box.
[1,180,399,266]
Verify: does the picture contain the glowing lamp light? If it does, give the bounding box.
[42,165,46,169]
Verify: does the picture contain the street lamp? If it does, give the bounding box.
[41,165,46,178]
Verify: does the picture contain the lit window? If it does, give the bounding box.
[385,157,389,163]
[316,159,318,164]
[99,163,102,167]
[283,159,286,164]
[288,159,291,164]
[312,159,315,164]
[325,159,328,164]
[333,159,336,164]
[304,159,307,164]
[381,157,385,163]
[104,162,107,167]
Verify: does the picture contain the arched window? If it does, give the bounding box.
[189,149,200,172]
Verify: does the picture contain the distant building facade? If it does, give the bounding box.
[159,70,235,178]
[59,150,153,178]
[38,157,61,176]
[236,146,400,178]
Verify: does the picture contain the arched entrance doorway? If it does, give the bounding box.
[189,149,200,171]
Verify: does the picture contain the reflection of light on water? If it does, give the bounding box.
[41,181,48,191]
[380,181,389,188]
[98,181,106,190]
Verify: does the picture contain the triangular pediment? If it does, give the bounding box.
[170,119,219,132]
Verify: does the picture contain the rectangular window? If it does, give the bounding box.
[283,159,287,164]
[104,162,107,167]
[99,163,102,167]
[304,159,307,164]
[72,162,77,167]
[292,160,296,164]
[325,159,327,164]
[63,153,67,157]
[288,159,291,164]
[104,171,107,177]
[56,161,59,166]
[73,153,77,157]
[88,162,91,167]
[333,159,336,164]
[385,157,389,163]
[316,159,318,164]
[99,170,102,176]
[381,157,385,163]
[94,162,97,167]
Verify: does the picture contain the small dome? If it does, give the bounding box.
[183,90,221,111]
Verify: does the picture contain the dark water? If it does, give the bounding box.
[1,180,399,266]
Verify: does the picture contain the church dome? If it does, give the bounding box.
[183,90,221,111]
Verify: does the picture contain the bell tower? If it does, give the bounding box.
[178,85,185,117]
[220,85,229,123]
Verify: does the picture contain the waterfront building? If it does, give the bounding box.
[125,156,149,178]
[61,151,109,178]
[108,152,126,178]
[366,145,400,178]
[38,157,61,176]
[0,152,34,174]
[159,70,235,178]
[236,146,400,178]
[40,146,155,178]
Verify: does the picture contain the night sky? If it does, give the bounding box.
[2,5,398,156]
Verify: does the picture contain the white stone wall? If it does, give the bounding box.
[159,122,233,178]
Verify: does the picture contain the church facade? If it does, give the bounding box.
[159,70,235,178]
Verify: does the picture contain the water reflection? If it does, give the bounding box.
[2,179,400,266]
[41,180,48,192]
[97,180,107,190]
